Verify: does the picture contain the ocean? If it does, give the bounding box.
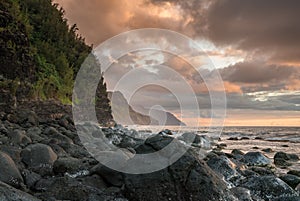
[127,126,300,173]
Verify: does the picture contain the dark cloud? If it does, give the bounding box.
[221,62,296,84]
[205,0,300,63]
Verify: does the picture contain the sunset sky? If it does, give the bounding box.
[55,0,300,126]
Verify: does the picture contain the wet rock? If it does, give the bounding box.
[274,152,299,167]
[280,174,300,189]
[123,151,236,201]
[241,176,298,201]
[144,133,174,150]
[273,196,300,201]
[231,149,244,160]
[0,151,23,188]
[21,143,57,167]
[159,129,173,135]
[0,181,41,201]
[243,152,271,166]
[230,187,253,201]
[228,137,239,141]
[262,148,273,153]
[248,167,274,176]
[297,183,300,192]
[207,155,239,181]
[288,170,300,177]
[178,133,211,148]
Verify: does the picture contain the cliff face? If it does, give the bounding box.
[108,91,186,126]
[0,0,113,125]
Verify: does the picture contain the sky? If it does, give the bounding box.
[54,0,300,126]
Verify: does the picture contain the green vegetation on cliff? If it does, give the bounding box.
[0,0,93,103]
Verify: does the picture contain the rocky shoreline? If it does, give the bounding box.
[0,105,300,201]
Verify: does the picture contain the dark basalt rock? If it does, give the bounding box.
[243,151,271,166]
[287,170,300,178]
[0,151,24,188]
[280,174,300,189]
[123,151,236,201]
[240,176,298,201]
[207,155,239,181]
[0,181,41,201]
[274,152,299,167]
[230,187,253,201]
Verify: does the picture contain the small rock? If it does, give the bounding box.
[22,169,42,189]
[262,148,273,153]
[232,149,244,155]
[228,137,239,141]
[8,130,32,146]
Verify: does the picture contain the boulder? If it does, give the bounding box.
[230,187,253,201]
[34,176,126,201]
[21,143,57,167]
[241,176,298,200]
[243,152,271,166]
[123,151,236,201]
[280,174,300,189]
[274,152,299,167]
[207,155,239,181]
[0,181,41,201]
[0,151,23,188]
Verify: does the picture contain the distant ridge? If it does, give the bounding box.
[108,91,186,126]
